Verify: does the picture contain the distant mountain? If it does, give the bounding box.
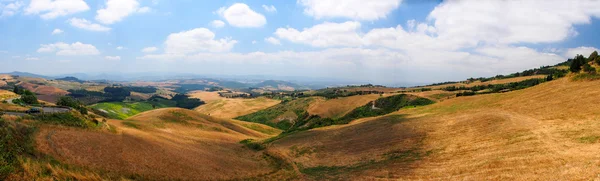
[56,76,85,83]
[3,71,54,79]
[253,80,308,91]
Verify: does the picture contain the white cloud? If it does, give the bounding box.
[137,6,151,13]
[95,0,145,24]
[165,28,237,54]
[104,56,121,60]
[1,1,23,17]
[142,47,158,53]
[69,18,111,32]
[275,21,363,47]
[262,5,276,13]
[25,0,89,19]
[51,28,63,35]
[565,46,598,58]
[25,57,40,60]
[210,20,225,28]
[218,3,266,28]
[298,0,401,20]
[428,0,600,47]
[37,42,100,56]
[264,37,281,45]
[116,46,124,50]
[252,40,257,44]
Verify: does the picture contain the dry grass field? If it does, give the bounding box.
[35,108,282,180]
[269,77,600,180]
[307,93,397,119]
[0,89,18,101]
[190,91,280,119]
[420,75,547,90]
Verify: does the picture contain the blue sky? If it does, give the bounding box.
[1,0,600,85]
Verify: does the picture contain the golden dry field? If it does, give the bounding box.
[307,93,397,118]
[190,91,280,119]
[34,108,282,180]
[269,78,600,180]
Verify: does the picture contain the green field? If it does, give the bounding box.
[91,102,164,120]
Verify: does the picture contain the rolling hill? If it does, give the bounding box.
[190,91,281,119]
[34,108,282,180]
[267,77,600,180]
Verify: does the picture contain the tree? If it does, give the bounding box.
[546,74,553,81]
[589,51,598,62]
[570,55,586,73]
[583,63,596,74]
[21,94,38,104]
[57,96,80,108]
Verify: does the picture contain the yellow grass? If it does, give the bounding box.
[422,75,547,90]
[307,93,397,118]
[34,108,281,180]
[190,91,280,119]
[0,89,18,100]
[269,78,600,180]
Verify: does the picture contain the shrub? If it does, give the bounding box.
[239,139,265,151]
[34,113,89,128]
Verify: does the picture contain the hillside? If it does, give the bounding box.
[190,91,280,119]
[307,93,397,119]
[34,108,282,180]
[268,77,600,180]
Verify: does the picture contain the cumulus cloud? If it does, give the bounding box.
[298,0,401,20]
[275,21,363,47]
[37,42,100,56]
[104,56,121,60]
[142,47,158,53]
[96,0,146,24]
[51,28,63,35]
[164,28,237,54]
[25,57,40,60]
[428,0,600,47]
[264,37,281,45]
[217,3,266,28]
[210,20,225,28]
[116,46,124,50]
[262,5,276,13]
[25,0,89,19]
[69,18,110,32]
[565,46,598,58]
[0,0,23,17]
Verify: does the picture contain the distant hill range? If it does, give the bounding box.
[56,76,85,83]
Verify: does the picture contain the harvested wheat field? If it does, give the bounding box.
[190,91,280,119]
[307,93,397,118]
[35,108,282,180]
[269,78,600,180]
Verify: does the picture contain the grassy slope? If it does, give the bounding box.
[190,91,280,119]
[34,108,283,180]
[235,97,316,130]
[269,77,600,180]
[90,102,160,120]
[307,94,394,119]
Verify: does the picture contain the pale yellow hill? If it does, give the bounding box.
[190,91,280,119]
[269,78,600,180]
[35,108,281,180]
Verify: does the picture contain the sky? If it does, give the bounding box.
[1,0,600,85]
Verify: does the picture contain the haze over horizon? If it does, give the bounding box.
[2,0,600,85]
